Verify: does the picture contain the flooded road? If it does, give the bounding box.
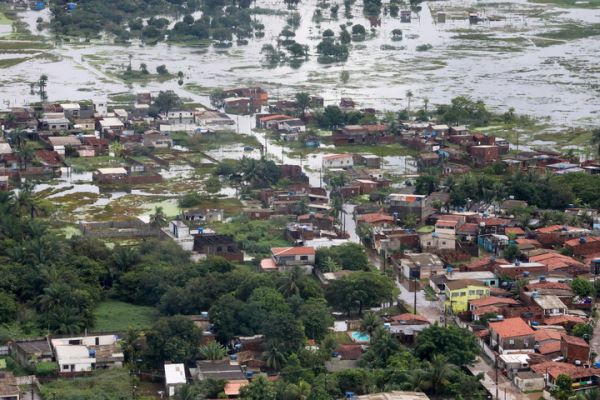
[1,0,599,125]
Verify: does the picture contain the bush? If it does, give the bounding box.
[35,361,58,377]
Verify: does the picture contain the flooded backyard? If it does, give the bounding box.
[0,0,600,127]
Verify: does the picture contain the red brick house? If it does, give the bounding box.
[561,335,590,363]
[470,145,500,166]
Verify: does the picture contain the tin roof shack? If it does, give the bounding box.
[9,338,53,369]
[51,335,124,375]
[561,335,590,364]
[0,371,19,400]
[164,363,186,397]
[489,317,535,354]
[470,145,500,166]
[387,193,428,223]
[193,234,243,262]
[195,359,248,393]
[332,124,388,145]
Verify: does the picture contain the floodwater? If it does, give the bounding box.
[0,0,599,126]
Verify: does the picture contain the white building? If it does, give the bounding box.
[93,98,108,117]
[322,153,354,169]
[164,363,187,397]
[51,335,124,374]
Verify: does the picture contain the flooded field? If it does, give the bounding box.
[0,0,599,127]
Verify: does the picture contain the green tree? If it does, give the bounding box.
[156,64,169,75]
[198,341,227,360]
[502,244,522,262]
[572,323,593,341]
[592,128,600,159]
[414,325,478,366]
[145,316,201,367]
[299,297,333,340]
[241,376,277,400]
[552,374,574,400]
[204,176,222,195]
[0,291,18,323]
[571,277,595,297]
[325,271,396,316]
[149,206,167,238]
[263,343,287,370]
[414,174,438,195]
[262,312,305,355]
[153,90,182,114]
[359,311,381,336]
[295,92,311,119]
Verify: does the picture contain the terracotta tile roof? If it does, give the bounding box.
[389,313,429,324]
[474,329,490,338]
[298,213,335,222]
[544,315,587,326]
[478,217,512,226]
[565,236,600,247]
[259,114,291,122]
[529,253,583,270]
[357,213,395,224]
[536,225,575,234]
[271,246,316,256]
[445,279,487,291]
[505,227,525,236]
[525,281,571,291]
[436,219,458,227]
[260,258,277,270]
[561,334,589,347]
[531,362,600,380]
[469,296,519,308]
[489,317,534,338]
[335,344,364,360]
[464,256,508,271]
[457,223,479,235]
[516,238,541,247]
[323,153,353,161]
[224,380,249,396]
[534,329,563,342]
[472,306,501,316]
[538,341,561,355]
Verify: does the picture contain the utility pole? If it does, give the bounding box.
[413,277,417,314]
[495,356,499,400]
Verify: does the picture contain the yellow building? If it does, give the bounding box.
[444,279,490,313]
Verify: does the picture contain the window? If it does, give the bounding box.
[468,290,475,295]
[508,339,514,345]
[460,291,466,297]
[216,246,222,252]
[490,280,496,285]
[476,290,484,295]
[63,365,70,370]
[227,246,234,252]
[442,241,446,245]
[300,255,308,261]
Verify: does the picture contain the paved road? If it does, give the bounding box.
[468,357,534,400]
[589,308,600,365]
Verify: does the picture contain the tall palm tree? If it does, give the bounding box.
[423,97,429,114]
[406,90,414,116]
[263,344,286,371]
[426,354,455,395]
[591,128,600,160]
[360,311,382,336]
[149,206,167,238]
[407,369,430,392]
[278,266,302,297]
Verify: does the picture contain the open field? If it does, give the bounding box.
[93,300,159,331]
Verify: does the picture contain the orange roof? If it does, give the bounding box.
[469,296,519,308]
[464,256,508,271]
[565,236,600,247]
[544,315,587,326]
[259,114,291,122]
[260,258,277,270]
[530,362,600,380]
[489,317,534,338]
[224,380,249,396]
[505,227,525,235]
[271,246,316,256]
[479,217,511,226]
[529,253,582,270]
[538,341,561,355]
[436,219,458,227]
[534,329,563,342]
[561,334,589,347]
[516,238,541,246]
[357,213,395,224]
[472,306,501,316]
[323,153,352,161]
[536,225,565,234]
[390,313,429,324]
[474,329,489,338]
[526,281,571,291]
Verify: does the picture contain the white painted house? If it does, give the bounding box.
[51,335,124,375]
[322,153,354,169]
[164,363,187,397]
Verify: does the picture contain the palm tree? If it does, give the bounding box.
[50,306,84,335]
[406,90,414,116]
[263,344,286,371]
[18,143,36,171]
[591,128,600,160]
[322,256,341,272]
[407,369,430,392]
[279,266,302,297]
[576,388,600,400]
[149,206,167,238]
[198,341,227,360]
[423,97,429,114]
[38,74,48,98]
[360,311,382,336]
[295,92,311,120]
[425,354,455,395]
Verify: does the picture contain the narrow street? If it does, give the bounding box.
[468,357,535,400]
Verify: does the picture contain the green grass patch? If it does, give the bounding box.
[538,23,600,40]
[40,368,155,400]
[334,331,354,345]
[0,40,52,51]
[93,300,159,332]
[0,57,28,68]
[0,12,11,25]
[66,156,125,172]
[529,0,600,8]
[185,131,260,150]
[108,92,136,103]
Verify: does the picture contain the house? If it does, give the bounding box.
[223,97,253,114]
[387,313,430,343]
[224,380,249,398]
[143,132,173,149]
[355,154,382,168]
[339,97,355,110]
[356,391,430,400]
[357,213,395,227]
[561,335,590,364]
[445,271,499,287]
[223,87,268,109]
[323,153,354,169]
[9,338,53,369]
[167,110,194,124]
[195,109,234,129]
[164,363,186,397]
[99,117,125,133]
[257,114,292,129]
[387,194,428,222]
[326,344,364,372]
[468,296,519,321]
[277,118,305,133]
[444,279,490,313]
[40,113,70,131]
[536,225,590,247]
[93,167,128,184]
[196,359,247,381]
[399,252,444,280]
[51,335,124,374]
[298,213,335,231]
[60,103,81,118]
[530,361,600,390]
[0,372,19,400]
[532,295,568,320]
[489,317,535,354]
[47,136,82,153]
[332,124,388,145]
[565,236,600,258]
[193,234,243,262]
[528,252,585,276]
[493,262,547,280]
[183,209,224,223]
[261,247,316,274]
